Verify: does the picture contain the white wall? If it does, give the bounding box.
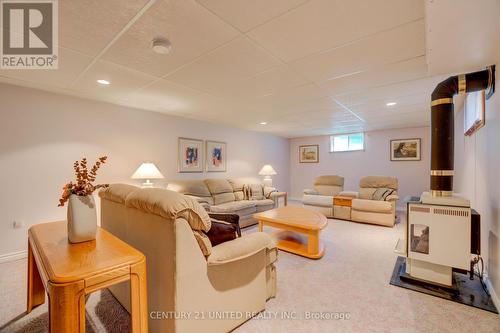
[454,70,500,297]
[289,127,431,204]
[0,83,290,257]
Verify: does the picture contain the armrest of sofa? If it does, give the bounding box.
[339,191,359,198]
[303,189,318,195]
[207,232,275,265]
[208,213,241,237]
[264,186,277,199]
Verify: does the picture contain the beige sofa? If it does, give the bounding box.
[302,175,344,218]
[99,184,278,333]
[341,176,399,227]
[167,178,277,228]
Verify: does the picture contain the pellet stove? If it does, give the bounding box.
[403,65,495,287]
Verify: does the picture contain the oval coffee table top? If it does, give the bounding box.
[253,206,327,230]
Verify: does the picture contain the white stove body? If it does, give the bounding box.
[406,192,471,286]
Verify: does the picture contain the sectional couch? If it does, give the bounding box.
[167,178,278,227]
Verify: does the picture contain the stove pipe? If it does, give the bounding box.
[430,65,495,197]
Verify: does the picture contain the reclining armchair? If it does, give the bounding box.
[302,175,344,218]
[99,184,277,333]
[341,176,399,227]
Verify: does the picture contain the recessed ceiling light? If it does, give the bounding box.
[260,122,267,125]
[97,79,110,85]
[152,38,172,55]
[386,102,397,106]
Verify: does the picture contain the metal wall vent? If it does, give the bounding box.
[433,208,469,217]
[410,206,431,213]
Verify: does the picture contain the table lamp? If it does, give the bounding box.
[259,164,277,187]
[131,162,164,188]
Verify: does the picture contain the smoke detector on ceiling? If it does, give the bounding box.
[152,38,172,55]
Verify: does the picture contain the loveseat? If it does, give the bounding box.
[167,178,277,227]
[99,184,278,333]
[341,176,399,227]
[302,175,345,218]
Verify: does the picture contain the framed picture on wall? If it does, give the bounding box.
[299,145,319,163]
[390,138,421,161]
[178,137,204,172]
[206,140,227,172]
[464,90,485,136]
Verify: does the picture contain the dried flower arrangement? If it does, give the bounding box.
[58,156,109,207]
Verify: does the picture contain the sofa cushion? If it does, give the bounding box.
[207,232,275,265]
[167,179,211,197]
[372,188,395,201]
[359,188,376,200]
[125,188,212,232]
[352,198,392,213]
[193,230,212,256]
[303,194,334,207]
[234,191,245,201]
[314,185,342,196]
[248,183,264,200]
[313,175,344,186]
[359,176,398,190]
[206,219,237,247]
[209,200,256,214]
[254,199,275,212]
[205,178,233,195]
[213,192,236,205]
[228,178,245,192]
[99,183,138,204]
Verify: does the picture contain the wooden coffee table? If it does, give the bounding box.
[254,206,327,259]
[27,221,148,332]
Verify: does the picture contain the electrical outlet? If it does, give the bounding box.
[13,220,25,229]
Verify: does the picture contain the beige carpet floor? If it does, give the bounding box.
[1,212,499,332]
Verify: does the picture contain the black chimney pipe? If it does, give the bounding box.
[430,65,495,197]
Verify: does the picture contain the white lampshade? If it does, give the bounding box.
[258,165,277,176]
[131,163,164,180]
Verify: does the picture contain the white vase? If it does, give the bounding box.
[67,194,97,243]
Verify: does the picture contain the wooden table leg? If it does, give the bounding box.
[27,242,45,312]
[284,194,288,206]
[48,281,85,332]
[130,260,148,333]
[258,221,263,232]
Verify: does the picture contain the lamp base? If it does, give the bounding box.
[263,177,272,187]
[142,180,154,188]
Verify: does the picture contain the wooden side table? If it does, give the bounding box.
[27,221,148,333]
[333,196,353,220]
[273,192,288,207]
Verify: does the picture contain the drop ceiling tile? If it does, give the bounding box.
[251,83,331,111]
[59,0,150,56]
[205,65,310,99]
[290,20,425,83]
[165,37,281,93]
[197,0,308,32]
[101,0,239,78]
[247,0,424,62]
[119,79,205,114]
[320,56,429,96]
[0,48,93,88]
[335,75,447,106]
[72,60,157,102]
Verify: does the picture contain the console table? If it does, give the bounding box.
[27,221,148,332]
[333,195,353,220]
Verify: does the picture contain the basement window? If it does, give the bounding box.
[330,133,364,152]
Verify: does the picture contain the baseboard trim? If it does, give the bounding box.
[0,250,27,264]
[484,275,500,313]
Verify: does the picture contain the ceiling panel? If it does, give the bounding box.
[59,0,150,56]
[101,0,239,77]
[290,19,425,83]
[321,56,429,96]
[0,48,92,89]
[165,37,282,93]
[72,60,157,102]
[196,0,308,32]
[247,0,424,62]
